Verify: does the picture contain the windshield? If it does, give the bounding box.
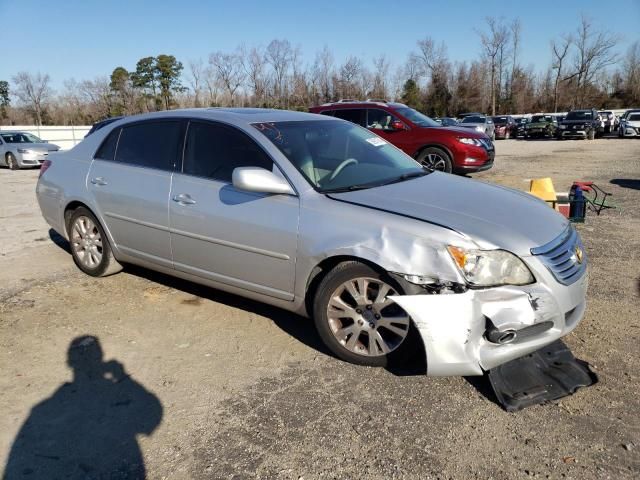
[492,116,508,124]
[0,132,43,143]
[531,115,551,122]
[461,116,485,123]
[566,111,592,121]
[392,107,439,127]
[628,113,640,121]
[253,120,425,193]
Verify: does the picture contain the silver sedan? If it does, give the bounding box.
[0,131,60,169]
[36,108,588,375]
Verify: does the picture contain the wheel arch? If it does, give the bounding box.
[413,143,454,162]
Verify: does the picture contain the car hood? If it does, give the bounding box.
[457,123,484,129]
[626,120,640,127]
[328,173,569,255]
[528,121,551,128]
[15,142,60,152]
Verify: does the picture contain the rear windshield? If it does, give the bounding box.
[566,111,592,120]
[461,116,485,123]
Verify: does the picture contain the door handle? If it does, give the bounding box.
[172,193,196,205]
[90,177,107,186]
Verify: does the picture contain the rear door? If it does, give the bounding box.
[169,120,299,300]
[87,120,184,268]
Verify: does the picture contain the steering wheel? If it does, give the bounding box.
[328,158,359,182]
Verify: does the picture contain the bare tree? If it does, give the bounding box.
[209,50,246,106]
[621,41,640,104]
[12,71,52,125]
[337,56,364,99]
[265,39,293,106]
[477,18,510,115]
[570,15,619,107]
[371,55,390,99]
[509,19,521,99]
[551,35,572,112]
[240,45,267,105]
[313,46,334,103]
[413,37,448,80]
[188,59,205,107]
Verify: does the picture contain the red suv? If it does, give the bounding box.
[309,101,494,174]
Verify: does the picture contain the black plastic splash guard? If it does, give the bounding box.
[488,340,598,412]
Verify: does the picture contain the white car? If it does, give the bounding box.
[618,110,640,137]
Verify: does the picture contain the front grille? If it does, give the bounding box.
[531,226,587,285]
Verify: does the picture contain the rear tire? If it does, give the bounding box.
[67,207,122,277]
[313,261,416,367]
[6,153,18,170]
[416,147,452,173]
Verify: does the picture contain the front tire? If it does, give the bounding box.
[68,207,122,277]
[588,130,595,140]
[416,147,452,173]
[313,261,414,367]
[6,153,19,170]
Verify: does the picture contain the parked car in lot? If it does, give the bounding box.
[617,109,640,137]
[618,110,640,137]
[525,114,558,139]
[36,108,588,375]
[0,131,60,170]
[310,101,494,174]
[558,109,603,140]
[516,117,529,137]
[457,114,496,140]
[597,110,617,133]
[491,115,517,139]
[434,117,458,127]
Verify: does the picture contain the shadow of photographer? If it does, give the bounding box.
[3,335,162,479]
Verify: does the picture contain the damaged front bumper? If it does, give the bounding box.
[390,265,588,376]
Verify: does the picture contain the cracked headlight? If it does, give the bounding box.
[447,246,534,286]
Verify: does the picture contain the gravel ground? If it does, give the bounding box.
[0,136,639,479]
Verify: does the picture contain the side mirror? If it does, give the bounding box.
[232,167,295,196]
[390,120,407,131]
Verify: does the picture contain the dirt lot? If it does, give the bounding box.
[1,137,639,479]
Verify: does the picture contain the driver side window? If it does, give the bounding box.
[367,109,397,131]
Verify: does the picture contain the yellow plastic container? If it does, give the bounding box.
[529,177,557,205]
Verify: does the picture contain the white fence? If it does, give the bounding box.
[0,125,91,150]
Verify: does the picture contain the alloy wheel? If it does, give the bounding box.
[326,277,410,357]
[70,216,103,269]
[421,153,447,172]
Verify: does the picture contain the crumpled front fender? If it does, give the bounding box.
[391,284,583,376]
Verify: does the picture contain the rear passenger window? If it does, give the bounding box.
[94,128,120,161]
[183,121,273,182]
[114,121,182,170]
[332,109,366,126]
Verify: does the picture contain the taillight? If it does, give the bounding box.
[39,159,52,178]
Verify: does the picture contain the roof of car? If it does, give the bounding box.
[106,108,332,128]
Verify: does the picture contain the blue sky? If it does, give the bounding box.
[0,0,638,89]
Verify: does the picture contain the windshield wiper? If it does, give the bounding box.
[379,170,429,186]
[321,184,376,193]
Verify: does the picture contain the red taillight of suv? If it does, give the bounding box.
[39,159,52,178]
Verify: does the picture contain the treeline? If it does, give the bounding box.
[1,15,638,126]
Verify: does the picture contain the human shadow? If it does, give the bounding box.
[610,179,640,191]
[3,335,162,479]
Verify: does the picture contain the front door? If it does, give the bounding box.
[169,120,299,300]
